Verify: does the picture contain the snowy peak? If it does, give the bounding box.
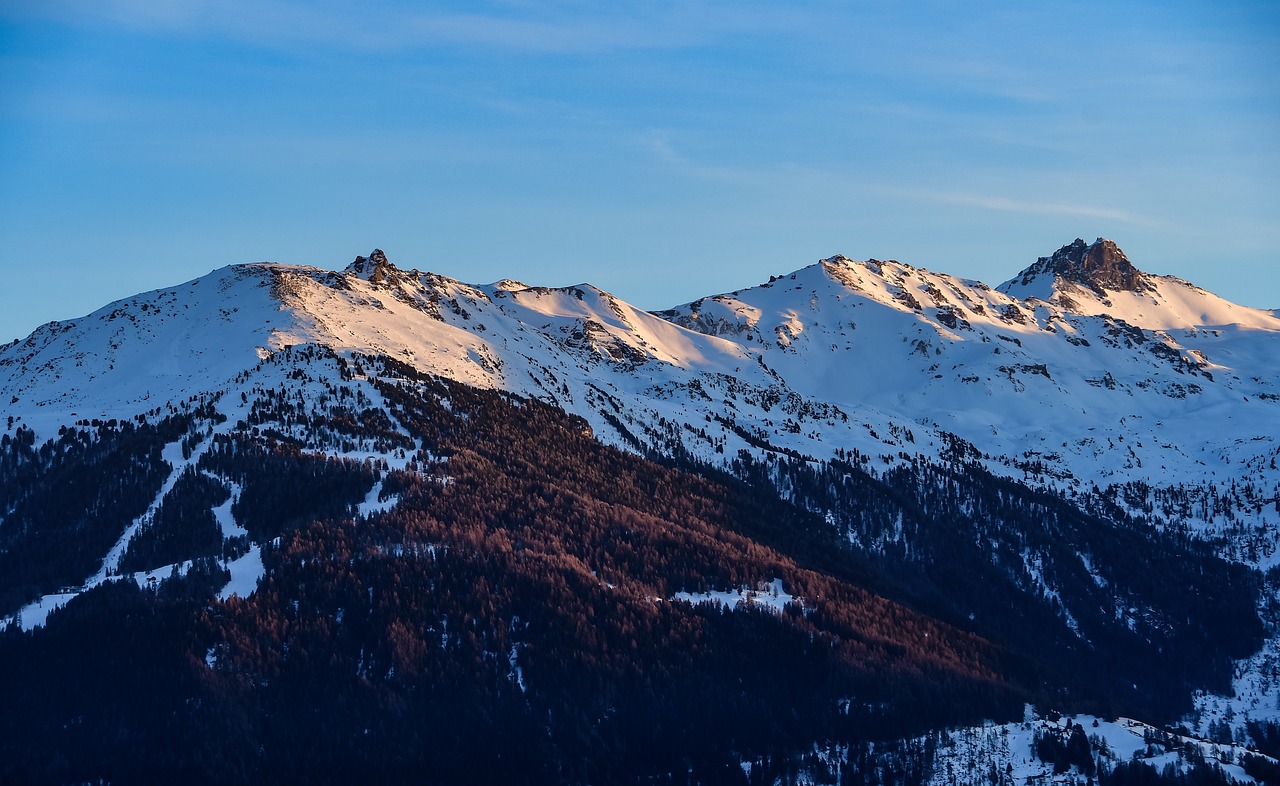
[997,239,1279,331]
[344,248,400,285]
[0,263,288,427]
[1001,238,1147,299]
[489,278,529,293]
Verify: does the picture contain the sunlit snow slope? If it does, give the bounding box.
[661,240,1280,492]
[4,241,1279,526]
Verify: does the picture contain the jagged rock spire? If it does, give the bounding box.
[1006,238,1147,295]
[346,248,396,285]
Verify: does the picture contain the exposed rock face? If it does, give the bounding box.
[1008,238,1148,295]
[346,249,396,285]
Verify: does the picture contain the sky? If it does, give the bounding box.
[1,0,1278,343]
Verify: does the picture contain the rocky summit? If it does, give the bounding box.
[1004,237,1148,295]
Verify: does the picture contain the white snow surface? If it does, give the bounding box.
[926,707,1270,785]
[5,248,1279,606]
[0,265,288,436]
[213,482,245,539]
[6,251,1277,502]
[219,546,265,601]
[14,592,79,631]
[670,579,798,614]
[1189,579,1280,742]
[664,255,1280,490]
[357,479,401,518]
[13,560,200,632]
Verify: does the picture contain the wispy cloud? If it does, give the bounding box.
[633,137,1155,227]
[640,130,769,185]
[891,188,1152,224]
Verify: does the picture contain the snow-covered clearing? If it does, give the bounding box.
[219,546,265,602]
[670,578,798,615]
[926,707,1270,786]
[14,592,79,631]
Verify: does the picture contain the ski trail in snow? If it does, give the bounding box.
[14,592,79,630]
[212,480,247,539]
[91,418,241,584]
[92,439,199,583]
[10,394,258,629]
[10,424,226,630]
[357,479,399,517]
[219,547,265,601]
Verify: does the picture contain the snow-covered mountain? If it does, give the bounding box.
[6,239,1280,569]
[9,241,1279,493]
[662,239,1280,488]
[6,238,1279,574]
[3,238,1280,782]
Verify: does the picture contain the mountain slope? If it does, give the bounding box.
[660,240,1280,491]
[999,238,1279,331]
[0,265,284,425]
[1,239,1279,782]
[11,242,1278,499]
[2,356,1035,784]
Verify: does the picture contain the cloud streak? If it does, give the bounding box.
[893,188,1151,224]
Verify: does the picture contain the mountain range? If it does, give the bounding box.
[2,238,1279,784]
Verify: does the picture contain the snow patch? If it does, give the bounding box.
[670,578,798,615]
[12,592,78,631]
[357,479,400,517]
[926,707,1272,786]
[219,545,265,601]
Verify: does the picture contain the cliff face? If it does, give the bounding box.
[1006,237,1148,295]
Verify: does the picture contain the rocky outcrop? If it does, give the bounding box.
[1007,238,1149,295]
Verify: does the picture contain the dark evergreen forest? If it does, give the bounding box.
[0,352,1267,784]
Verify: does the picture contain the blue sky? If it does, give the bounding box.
[1,0,1277,342]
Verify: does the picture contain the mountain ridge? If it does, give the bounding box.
[5,242,1279,493]
[3,238,1280,782]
